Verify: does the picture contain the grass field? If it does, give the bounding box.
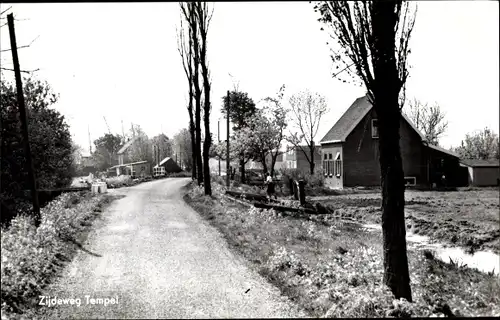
[312,188,500,254]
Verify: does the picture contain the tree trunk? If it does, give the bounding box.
[270,152,278,178]
[239,157,246,184]
[191,7,203,185]
[372,0,412,302]
[310,146,315,175]
[378,106,411,301]
[261,154,268,177]
[203,124,211,195]
[189,119,197,180]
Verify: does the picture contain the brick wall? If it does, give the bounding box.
[343,109,425,187]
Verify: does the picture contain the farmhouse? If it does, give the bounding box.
[117,136,138,165]
[460,159,500,187]
[320,95,463,189]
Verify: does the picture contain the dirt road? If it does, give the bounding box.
[38,178,303,319]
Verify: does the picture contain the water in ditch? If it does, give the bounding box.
[361,223,499,276]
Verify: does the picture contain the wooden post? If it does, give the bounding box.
[298,180,306,206]
[7,13,41,226]
[226,90,230,188]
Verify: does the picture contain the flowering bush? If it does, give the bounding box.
[1,192,111,317]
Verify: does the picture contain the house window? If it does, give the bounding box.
[334,152,342,177]
[324,153,328,160]
[372,119,379,138]
[323,161,327,176]
[404,177,416,186]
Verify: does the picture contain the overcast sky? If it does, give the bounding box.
[1,2,498,155]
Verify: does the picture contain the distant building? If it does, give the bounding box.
[109,160,151,178]
[155,157,182,174]
[283,145,322,173]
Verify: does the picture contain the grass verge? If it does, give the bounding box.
[1,191,122,319]
[184,181,500,318]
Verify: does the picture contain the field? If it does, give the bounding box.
[184,182,500,317]
[311,188,500,254]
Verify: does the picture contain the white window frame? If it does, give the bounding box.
[404,177,416,186]
[371,119,379,139]
[334,152,342,177]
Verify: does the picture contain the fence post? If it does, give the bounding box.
[298,180,306,205]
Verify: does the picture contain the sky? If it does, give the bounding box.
[1,2,498,155]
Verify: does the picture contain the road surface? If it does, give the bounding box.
[39,178,304,319]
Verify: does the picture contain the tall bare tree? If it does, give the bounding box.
[405,98,448,146]
[196,2,214,196]
[314,1,417,300]
[288,89,328,174]
[179,3,203,185]
[177,12,197,181]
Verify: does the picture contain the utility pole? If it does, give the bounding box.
[226,90,230,188]
[121,120,125,142]
[88,124,92,154]
[8,13,40,226]
[218,120,221,176]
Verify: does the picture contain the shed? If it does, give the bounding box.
[156,157,182,173]
[109,160,151,178]
[460,159,500,187]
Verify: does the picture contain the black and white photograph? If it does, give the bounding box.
[1,1,499,319]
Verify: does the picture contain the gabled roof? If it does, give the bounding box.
[426,144,460,158]
[159,157,175,166]
[320,96,372,143]
[460,159,500,168]
[320,95,426,143]
[117,136,138,155]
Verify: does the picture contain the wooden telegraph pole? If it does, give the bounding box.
[7,13,41,226]
[218,120,221,176]
[226,90,230,188]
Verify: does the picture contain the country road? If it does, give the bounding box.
[38,178,304,319]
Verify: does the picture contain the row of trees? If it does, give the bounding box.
[178,2,213,195]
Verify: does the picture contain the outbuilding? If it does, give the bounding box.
[460,159,500,187]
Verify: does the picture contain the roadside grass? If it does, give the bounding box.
[184,181,500,318]
[316,190,500,254]
[1,191,122,319]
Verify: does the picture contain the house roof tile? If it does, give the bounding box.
[320,96,373,143]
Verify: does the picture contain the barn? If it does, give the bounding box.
[156,157,182,174]
[460,159,500,187]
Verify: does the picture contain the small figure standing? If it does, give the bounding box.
[265,172,277,201]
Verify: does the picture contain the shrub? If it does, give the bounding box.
[279,167,324,189]
[1,192,110,317]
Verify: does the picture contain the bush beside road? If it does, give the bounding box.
[1,191,120,319]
